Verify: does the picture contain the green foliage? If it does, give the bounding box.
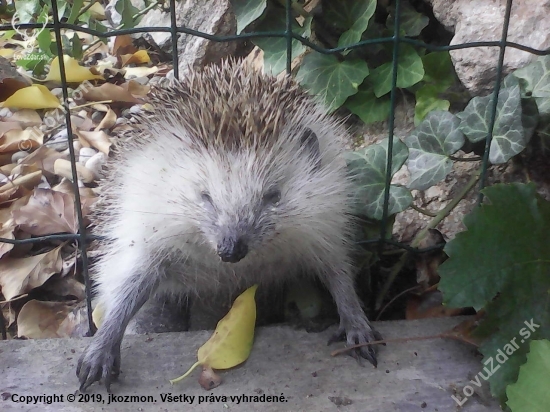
[234,0,443,124]
[231,0,267,35]
[506,340,550,412]
[114,0,140,29]
[457,79,530,164]
[369,44,425,97]
[346,84,391,124]
[252,9,311,75]
[296,53,368,112]
[324,0,376,51]
[346,138,412,220]
[513,55,550,146]
[405,111,464,190]
[386,2,429,37]
[414,52,455,124]
[439,183,550,403]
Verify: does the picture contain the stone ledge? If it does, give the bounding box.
[0,317,501,411]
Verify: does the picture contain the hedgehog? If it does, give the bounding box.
[76,59,381,392]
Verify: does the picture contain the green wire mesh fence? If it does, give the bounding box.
[0,0,549,338]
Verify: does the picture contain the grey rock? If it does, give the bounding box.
[427,0,550,94]
[137,0,237,75]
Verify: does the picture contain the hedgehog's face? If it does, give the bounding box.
[198,183,282,263]
[194,129,320,264]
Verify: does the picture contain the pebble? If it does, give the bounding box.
[79,147,98,165]
[11,151,28,163]
[91,111,106,123]
[0,107,12,118]
[85,152,107,179]
[129,105,142,115]
[45,129,70,151]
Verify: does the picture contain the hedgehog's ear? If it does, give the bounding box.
[300,128,321,169]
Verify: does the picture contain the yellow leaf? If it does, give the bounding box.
[121,50,151,67]
[45,55,104,82]
[0,49,14,58]
[1,85,60,109]
[170,285,258,384]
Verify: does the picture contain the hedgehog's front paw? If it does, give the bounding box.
[77,339,121,392]
[328,318,383,367]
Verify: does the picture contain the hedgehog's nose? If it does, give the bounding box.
[217,236,248,263]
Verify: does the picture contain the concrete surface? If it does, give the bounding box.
[0,317,502,412]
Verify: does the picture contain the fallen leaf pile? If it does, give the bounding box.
[0,26,171,340]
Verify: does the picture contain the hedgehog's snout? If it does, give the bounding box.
[217,235,249,263]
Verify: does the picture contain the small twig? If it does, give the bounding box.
[375,285,421,321]
[331,326,481,357]
[70,100,113,110]
[410,204,437,217]
[330,334,443,357]
[449,155,482,162]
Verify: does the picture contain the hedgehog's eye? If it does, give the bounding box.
[201,192,213,205]
[263,188,281,205]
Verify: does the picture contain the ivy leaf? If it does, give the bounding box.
[253,9,311,75]
[369,44,424,97]
[507,340,550,412]
[422,52,455,88]
[115,0,139,29]
[513,55,550,137]
[13,0,39,23]
[439,183,550,403]
[67,0,84,24]
[335,0,377,51]
[513,55,550,99]
[297,53,368,112]
[36,6,52,57]
[414,84,450,125]
[346,137,411,220]
[457,83,525,164]
[386,2,429,37]
[439,183,550,310]
[405,111,464,190]
[345,83,391,124]
[231,0,266,35]
[71,34,83,60]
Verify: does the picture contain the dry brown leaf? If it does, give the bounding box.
[8,164,43,189]
[82,83,142,104]
[126,80,150,98]
[0,122,22,137]
[77,130,112,154]
[0,245,63,301]
[1,302,16,328]
[9,109,42,127]
[0,170,42,195]
[0,186,19,205]
[17,300,84,338]
[112,35,137,57]
[0,220,15,258]
[20,145,65,175]
[54,158,95,183]
[0,128,43,153]
[43,277,85,300]
[94,108,117,130]
[51,180,97,218]
[12,188,79,235]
